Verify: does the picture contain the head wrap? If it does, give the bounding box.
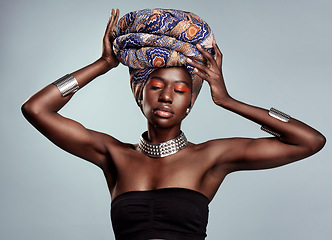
[113,8,215,105]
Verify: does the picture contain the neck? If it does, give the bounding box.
[147,124,182,143]
[139,129,188,158]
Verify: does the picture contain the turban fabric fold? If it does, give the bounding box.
[113,9,215,104]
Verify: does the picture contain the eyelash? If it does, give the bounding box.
[174,89,185,93]
[150,85,163,90]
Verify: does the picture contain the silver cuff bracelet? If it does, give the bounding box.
[269,107,290,122]
[53,74,79,97]
[261,125,281,138]
[261,107,290,137]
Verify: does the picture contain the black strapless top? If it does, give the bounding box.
[111,188,209,240]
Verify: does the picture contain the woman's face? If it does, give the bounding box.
[141,67,193,128]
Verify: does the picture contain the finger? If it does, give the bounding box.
[193,67,208,80]
[110,9,119,27]
[104,9,119,42]
[193,67,219,84]
[115,9,120,23]
[213,40,223,69]
[196,44,214,61]
[194,68,223,91]
[187,52,221,80]
[103,9,114,41]
[196,44,219,70]
[110,9,120,41]
[187,58,213,77]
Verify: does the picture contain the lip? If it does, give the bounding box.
[153,105,174,118]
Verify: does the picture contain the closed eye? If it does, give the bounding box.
[147,80,164,90]
[174,89,185,93]
[151,85,162,90]
[174,85,190,93]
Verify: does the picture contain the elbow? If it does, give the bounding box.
[21,100,32,122]
[21,100,31,119]
[21,98,41,122]
[315,132,326,152]
[306,131,326,155]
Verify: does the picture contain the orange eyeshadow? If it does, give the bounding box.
[147,80,164,88]
[174,85,190,93]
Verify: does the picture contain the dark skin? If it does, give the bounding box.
[22,9,326,205]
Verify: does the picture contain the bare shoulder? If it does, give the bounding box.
[189,137,260,174]
[87,130,136,166]
[185,138,253,192]
[193,137,251,162]
[91,130,135,152]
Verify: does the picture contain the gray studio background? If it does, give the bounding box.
[1,0,331,239]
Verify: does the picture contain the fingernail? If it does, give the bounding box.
[187,58,192,62]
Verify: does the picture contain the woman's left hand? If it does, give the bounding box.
[187,41,231,106]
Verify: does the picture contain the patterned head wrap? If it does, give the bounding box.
[113,9,215,105]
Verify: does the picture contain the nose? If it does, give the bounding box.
[158,86,173,103]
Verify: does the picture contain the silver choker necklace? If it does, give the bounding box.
[138,131,188,158]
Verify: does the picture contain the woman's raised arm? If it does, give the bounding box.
[187,41,326,172]
[21,9,120,168]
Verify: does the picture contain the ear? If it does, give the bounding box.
[138,98,144,113]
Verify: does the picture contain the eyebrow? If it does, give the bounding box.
[149,76,190,87]
[149,76,165,82]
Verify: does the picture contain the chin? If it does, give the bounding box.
[148,117,182,129]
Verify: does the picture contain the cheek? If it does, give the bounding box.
[175,95,192,111]
[141,91,155,114]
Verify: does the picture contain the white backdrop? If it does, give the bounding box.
[1,0,331,239]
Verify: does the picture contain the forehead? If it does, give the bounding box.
[147,67,192,86]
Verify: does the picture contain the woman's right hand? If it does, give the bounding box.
[100,8,120,70]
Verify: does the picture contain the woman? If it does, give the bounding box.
[21,8,325,240]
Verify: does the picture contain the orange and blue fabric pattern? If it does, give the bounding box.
[113,8,215,104]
